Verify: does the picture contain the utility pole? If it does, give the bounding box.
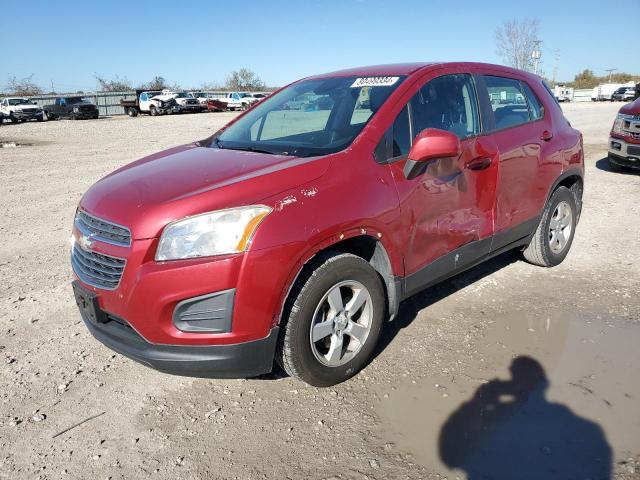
[553,50,560,85]
[605,68,616,82]
[532,40,542,75]
[50,79,55,94]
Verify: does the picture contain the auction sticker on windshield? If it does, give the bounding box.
[351,76,399,88]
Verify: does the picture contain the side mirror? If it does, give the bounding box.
[408,128,461,163]
[404,128,461,180]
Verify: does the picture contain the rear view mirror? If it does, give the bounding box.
[404,128,461,179]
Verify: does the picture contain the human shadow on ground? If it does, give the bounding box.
[438,356,612,480]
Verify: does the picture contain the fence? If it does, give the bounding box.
[27,91,244,116]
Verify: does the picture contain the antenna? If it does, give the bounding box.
[553,50,560,84]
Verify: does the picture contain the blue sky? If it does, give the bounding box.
[2,0,638,92]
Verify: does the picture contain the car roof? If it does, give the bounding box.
[305,62,539,80]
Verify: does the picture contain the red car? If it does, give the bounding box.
[206,98,227,112]
[609,96,640,171]
[71,62,584,386]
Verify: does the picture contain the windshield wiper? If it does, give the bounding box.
[227,145,278,155]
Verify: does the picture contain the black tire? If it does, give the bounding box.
[9,114,18,124]
[277,252,385,387]
[150,106,158,116]
[92,113,99,119]
[523,186,577,267]
[127,107,137,117]
[608,156,623,172]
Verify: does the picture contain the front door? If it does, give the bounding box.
[385,73,499,296]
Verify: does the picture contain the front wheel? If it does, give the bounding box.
[523,186,577,267]
[277,252,385,387]
[150,106,158,116]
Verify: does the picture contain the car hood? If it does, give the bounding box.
[619,97,640,116]
[80,144,331,239]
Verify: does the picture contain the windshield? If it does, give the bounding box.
[175,92,188,98]
[67,97,90,104]
[212,75,405,157]
[9,98,33,105]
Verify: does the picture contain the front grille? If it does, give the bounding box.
[628,145,640,156]
[79,105,95,111]
[75,210,131,247]
[71,244,126,290]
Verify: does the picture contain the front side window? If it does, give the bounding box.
[213,75,405,157]
[391,105,411,158]
[410,74,480,139]
[482,75,530,130]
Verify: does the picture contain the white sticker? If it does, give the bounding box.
[350,76,399,88]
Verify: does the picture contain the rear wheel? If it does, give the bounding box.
[523,186,577,267]
[127,107,138,117]
[277,252,385,387]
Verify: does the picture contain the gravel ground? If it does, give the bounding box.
[0,102,639,479]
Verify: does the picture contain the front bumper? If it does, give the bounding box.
[79,303,280,378]
[13,110,43,120]
[179,104,202,112]
[609,136,640,170]
[73,110,98,119]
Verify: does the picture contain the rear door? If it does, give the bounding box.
[384,73,499,295]
[475,74,550,248]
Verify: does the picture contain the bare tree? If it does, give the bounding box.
[6,74,43,96]
[226,68,265,91]
[95,74,132,92]
[495,18,540,72]
[140,76,168,90]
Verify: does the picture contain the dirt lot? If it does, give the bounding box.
[1,102,639,479]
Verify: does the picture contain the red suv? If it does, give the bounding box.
[71,63,584,386]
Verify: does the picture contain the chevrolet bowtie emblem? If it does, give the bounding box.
[78,233,94,250]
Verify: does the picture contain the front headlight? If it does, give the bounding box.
[155,206,272,261]
[612,114,624,134]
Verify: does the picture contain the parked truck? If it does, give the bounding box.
[157,91,202,113]
[215,92,261,111]
[0,97,44,123]
[43,96,99,120]
[120,90,180,117]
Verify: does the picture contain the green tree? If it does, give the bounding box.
[225,68,265,91]
[571,69,598,89]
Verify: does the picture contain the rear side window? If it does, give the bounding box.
[481,75,529,131]
[521,82,544,121]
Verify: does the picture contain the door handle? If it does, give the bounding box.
[464,157,492,170]
[540,130,553,141]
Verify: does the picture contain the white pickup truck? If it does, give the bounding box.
[157,90,202,113]
[0,97,44,123]
[215,92,262,111]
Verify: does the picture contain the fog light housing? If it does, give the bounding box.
[172,289,235,333]
[611,141,622,151]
